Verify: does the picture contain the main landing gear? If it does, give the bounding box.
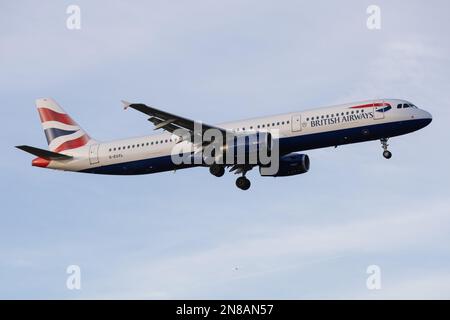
[209,164,225,177]
[209,164,252,190]
[236,176,251,191]
[380,138,392,159]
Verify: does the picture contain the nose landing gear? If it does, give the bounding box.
[380,138,392,159]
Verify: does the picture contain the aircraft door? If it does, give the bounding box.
[291,115,302,132]
[89,144,100,165]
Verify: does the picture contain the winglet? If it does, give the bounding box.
[121,100,132,110]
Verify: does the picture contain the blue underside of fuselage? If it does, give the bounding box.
[80,118,431,175]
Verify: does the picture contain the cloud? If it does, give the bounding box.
[84,200,450,298]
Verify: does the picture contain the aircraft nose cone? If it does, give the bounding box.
[421,110,432,127]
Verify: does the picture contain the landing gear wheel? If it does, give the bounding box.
[383,150,392,159]
[380,138,392,159]
[209,165,225,177]
[236,176,251,190]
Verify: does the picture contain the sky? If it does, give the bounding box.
[1,0,450,299]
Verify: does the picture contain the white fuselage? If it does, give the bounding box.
[42,99,432,175]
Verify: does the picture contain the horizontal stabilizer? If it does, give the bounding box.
[15,145,73,160]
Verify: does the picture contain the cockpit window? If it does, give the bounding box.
[398,103,418,109]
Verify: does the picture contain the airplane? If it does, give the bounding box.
[16,98,432,190]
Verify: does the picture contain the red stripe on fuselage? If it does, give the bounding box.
[37,108,77,126]
[53,134,90,153]
[350,102,390,109]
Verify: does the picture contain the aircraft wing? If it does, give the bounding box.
[122,101,229,141]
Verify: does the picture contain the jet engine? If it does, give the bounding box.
[260,152,310,177]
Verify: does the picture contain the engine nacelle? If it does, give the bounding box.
[260,153,310,177]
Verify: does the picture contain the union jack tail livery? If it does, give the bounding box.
[36,98,95,153]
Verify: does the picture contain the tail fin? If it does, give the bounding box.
[36,98,96,152]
